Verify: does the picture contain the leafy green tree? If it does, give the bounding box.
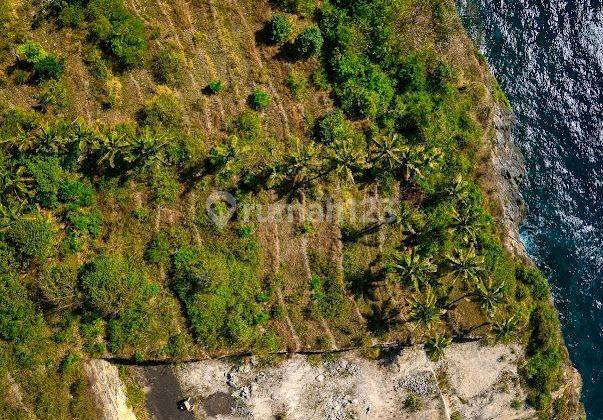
[293,26,323,58]
[266,13,293,45]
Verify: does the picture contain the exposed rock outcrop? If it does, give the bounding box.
[84,360,137,420]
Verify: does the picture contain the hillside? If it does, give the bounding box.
[0,0,582,418]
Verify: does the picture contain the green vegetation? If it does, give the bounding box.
[206,80,224,94]
[266,13,293,45]
[248,89,271,110]
[293,26,323,59]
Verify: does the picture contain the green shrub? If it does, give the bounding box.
[284,71,307,98]
[310,275,344,319]
[58,178,94,209]
[0,275,45,343]
[171,246,265,348]
[150,47,184,85]
[234,110,263,142]
[206,80,224,94]
[80,254,158,318]
[88,0,147,68]
[8,215,54,261]
[26,156,63,208]
[149,167,179,204]
[404,394,423,412]
[35,80,69,111]
[266,13,293,45]
[145,233,170,264]
[66,208,102,238]
[293,26,323,59]
[314,109,349,144]
[40,260,81,310]
[58,4,86,28]
[140,86,183,128]
[248,89,271,110]
[516,265,550,301]
[32,54,66,82]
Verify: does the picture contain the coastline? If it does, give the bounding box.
[490,103,585,418]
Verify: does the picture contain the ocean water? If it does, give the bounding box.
[457,0,603,417]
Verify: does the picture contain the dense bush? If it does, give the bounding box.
[0,275,45,343]
[293,26,323,58]
[206,80,224,94]
[8,215,54,261]
[248,89,271,110]
[516,265,550,301]
[26,156,63,208]
[140,86,183,128]
[266,13,293,45]
[87,0,147,68]
[314,109,350,144]
[80,254,158,318]
[171,246,267,348]
[15,41,65,83]
[150,47,184,85]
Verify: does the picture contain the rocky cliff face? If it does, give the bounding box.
[490,105,528,258]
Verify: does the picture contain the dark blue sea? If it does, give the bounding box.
[458,0,603,417]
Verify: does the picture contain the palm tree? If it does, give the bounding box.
[208,135,249,176]
[284,138,319,186]
[446,174,470,201]
[91,129,133,169]
[407,286,445,331]
[129,127,168,169]
[491,314,519,343]
[446,245,485,285]
[367,297,402,335]
[473,278,506,315]
[449,204,483,244]
[400,145,443,183]
[424,333,451,361]
[371,133,406,173]
[0,163,32,201]
[0,201,26,233]
[389,251,437,291]
[326,137,367,183]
